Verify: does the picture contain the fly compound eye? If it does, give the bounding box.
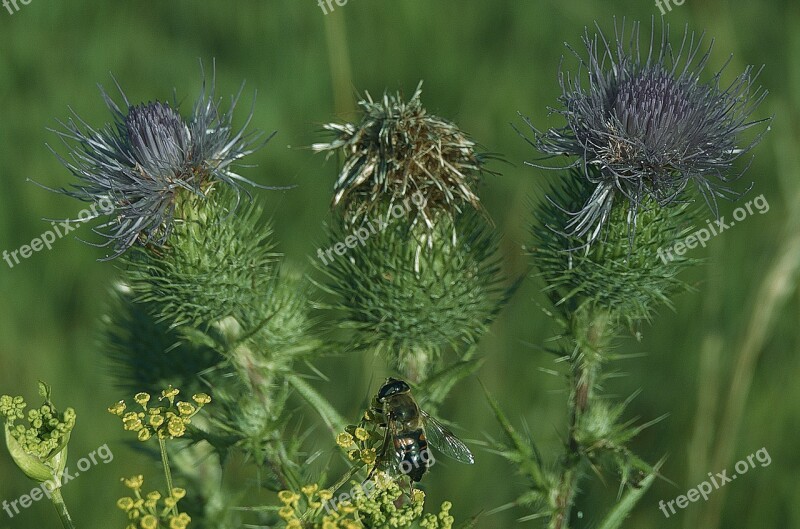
[377,378,411,400]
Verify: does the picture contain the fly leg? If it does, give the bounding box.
[365,423,392,483]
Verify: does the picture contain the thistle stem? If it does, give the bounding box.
[550,310,608,529]
[159,437,178,516]
[50,488,76,529]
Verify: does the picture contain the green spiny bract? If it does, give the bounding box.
[317,211,507,381]
[123,189,282,331]
[313,82,494,230]
[531,170,700,328]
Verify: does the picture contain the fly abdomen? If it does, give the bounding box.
[394,429,432,482]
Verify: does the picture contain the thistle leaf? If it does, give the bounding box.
[287,375,347,435]
[596,459,663,529]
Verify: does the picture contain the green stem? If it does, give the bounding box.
[549,310,609,529]
[50,488,76,529]
[159,437,178,516]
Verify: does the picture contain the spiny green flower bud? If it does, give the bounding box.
[531,173,697,326]
[320,211,508,380]
[1,382,75,484]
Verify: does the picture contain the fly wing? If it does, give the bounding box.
[420,410,475,464]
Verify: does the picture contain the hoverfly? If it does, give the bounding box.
[365,378,474,483]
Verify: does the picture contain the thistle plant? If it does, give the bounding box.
[4,23,771,527]
[39,71,326,529]
[314,84,509,386]
[519,19,769,245]
[50,68,271,258]
[256,83,510,529]
[487,19,770,529]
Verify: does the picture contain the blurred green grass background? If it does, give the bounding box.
[0,1,798,528]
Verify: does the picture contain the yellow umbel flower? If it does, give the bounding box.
[122,475,144,490]
[110,386,209,442]
[354,427,370,441]
[336,432,355,448]
[192,393,211,405]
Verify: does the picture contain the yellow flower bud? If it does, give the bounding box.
[169,513,191,529]
[139,514,158,529]
[134,393,150,407]
[354,427,370,441]
[192,393,211,405]
[278,505,295,520]
[108,401,127,416]
[301,483,319,496]
[360,448,377,465]
[278,490,299,504]
[176,402,196,416]
[167,417,186,438]
[336,432,354,448]
[161,386,180,401]
[170,488,186,500]
[116,497,135,511]
[122,475,144,490]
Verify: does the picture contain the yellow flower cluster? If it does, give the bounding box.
[0,388,76,462]
[108,387,211,441]
[117,475,191,529]
[351,472,425,528]
[277,483,358,529]
[276,471,436,529]
[337,426,379,468]
[420,501,454,529]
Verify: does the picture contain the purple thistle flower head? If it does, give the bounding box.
[50,68,272,259]
[521,19,770,245]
